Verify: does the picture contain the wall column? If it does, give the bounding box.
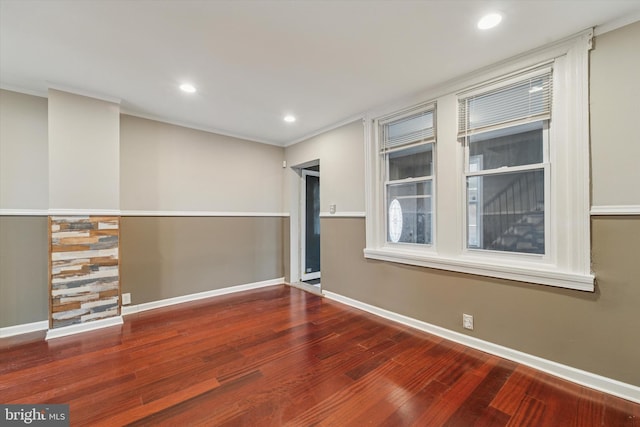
[47,89,121,332]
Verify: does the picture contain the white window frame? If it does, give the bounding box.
[364,30,594,291]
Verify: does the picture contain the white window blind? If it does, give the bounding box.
[458,68,552,138]
[382,105,435,151]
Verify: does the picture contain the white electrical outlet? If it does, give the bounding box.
[463,313,474,330]
[122,293,131,305]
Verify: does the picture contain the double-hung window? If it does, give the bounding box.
[459,68,551,255]
[380,104,435,246]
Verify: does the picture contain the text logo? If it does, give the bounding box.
[1,405,69,426]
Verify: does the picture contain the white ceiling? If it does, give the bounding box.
[1,0,639,146]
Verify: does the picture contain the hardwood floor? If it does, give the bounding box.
[1,285,638,426]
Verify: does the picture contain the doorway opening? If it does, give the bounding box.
[301,164,320,290]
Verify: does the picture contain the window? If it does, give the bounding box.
[364,30,594,291]
[459,69,551,255]
[381,105,435,246]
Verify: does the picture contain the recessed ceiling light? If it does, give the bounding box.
[179,83,196,93]
[477,13,502,30]
[284,115,296,123]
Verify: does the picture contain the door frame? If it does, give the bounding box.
[301,169,321,281]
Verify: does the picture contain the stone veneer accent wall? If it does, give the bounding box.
[50,216,120,328]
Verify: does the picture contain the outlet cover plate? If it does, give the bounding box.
[463,313,474,330]
[122,293,131,305]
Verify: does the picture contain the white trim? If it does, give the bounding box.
[48,208,121,216]
[1,209,291,217]
[45,316,123,340]
[121,210,290,217]
[285,115,365,147]
[319,211,366,218]
[590,205,640,215]
[364,248,594,291]
[364,116,377,248]
[595,14,640,36]
[324,291,640,404]
[120,111,282,147]
[121,278,283,316]
[0,320,48,338]
[47,83,121,105]
[0,209,49,216]
[0,83,48,98]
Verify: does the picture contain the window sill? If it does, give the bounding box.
[363,247,594,292]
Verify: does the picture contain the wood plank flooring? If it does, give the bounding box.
[1,285,638,426]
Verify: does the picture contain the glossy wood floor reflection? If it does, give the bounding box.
[1,286,638,426]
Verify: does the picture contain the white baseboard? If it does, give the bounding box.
[323,290,640,404]
[122,278,284,316]
[0,320,48,338]
[45,316,124,340]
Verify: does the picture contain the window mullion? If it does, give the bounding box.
[387,176,431,185]
[465,163,547,177]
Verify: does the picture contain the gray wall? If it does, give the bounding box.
[120,216,284,304]
[0,217,48,327]
[590,22,640,207]
[118,115,287,306]
[120,115,284,212]
[0,90,48,209]
[0,90,49,328]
